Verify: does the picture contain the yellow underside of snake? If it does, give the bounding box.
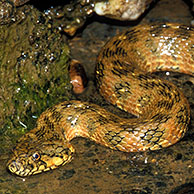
[7,23,194,177]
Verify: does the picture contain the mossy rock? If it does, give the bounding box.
[0,4,72,153]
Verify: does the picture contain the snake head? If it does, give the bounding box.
[7,139,74,177]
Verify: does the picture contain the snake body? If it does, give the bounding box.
[7,23,193,177]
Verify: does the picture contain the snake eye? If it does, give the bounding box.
[32,153,40,161]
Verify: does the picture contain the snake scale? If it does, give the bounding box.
[7,23,194,177]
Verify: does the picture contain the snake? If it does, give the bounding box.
[7,23,194,177]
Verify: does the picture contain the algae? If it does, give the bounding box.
[0,4,72,153]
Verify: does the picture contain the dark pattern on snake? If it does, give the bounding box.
[7,23,193,177]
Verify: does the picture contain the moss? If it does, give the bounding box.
[0,5,72,153]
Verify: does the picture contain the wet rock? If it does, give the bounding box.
[94,0,153,21]
[12,0,156,35]
[169,183,194,194]
[0,4,72,152]
[69,59,88,94]
[13,0,97,36]
[0,0,15,25]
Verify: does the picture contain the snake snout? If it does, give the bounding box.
[7,160,21,174]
